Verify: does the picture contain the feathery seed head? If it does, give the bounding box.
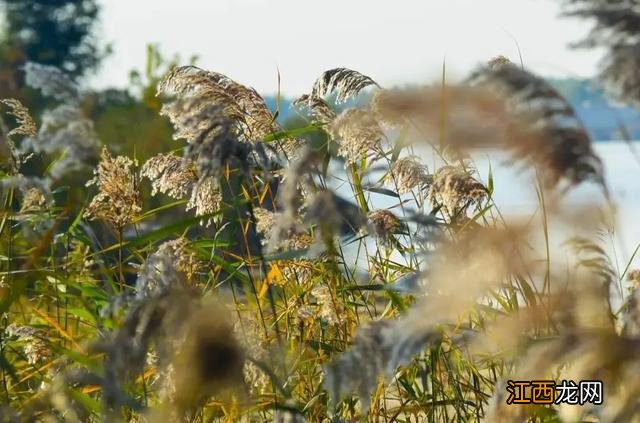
[389,156,432,193]
[628,269,640,285]
[170,101,249,181]
[311,286,345,326]
[293,94,337,125]
[141,153,198,199]
[186,177,222,224]
[367,209,402,242]
[253,207,277,241]
[0,99,36,173]
[22,103,100,179]
[84,147,141,229]
[470,59,605,188]
[135,238,201,300]
[427,166,487,215]
[19,187,47,214]
[1,99,37,139]
[370,88,416,127]
[158,65,277,141]
[0,176,53,213]
[311,68,379,103]
[487,55,512,69]
[561,1,640,105]
[331,108,383,164]
[6,324,50,364]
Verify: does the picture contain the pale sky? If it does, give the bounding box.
[92,0,604,95]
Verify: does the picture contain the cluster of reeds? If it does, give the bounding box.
[1,17,640,423]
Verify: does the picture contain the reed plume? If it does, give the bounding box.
[469,58,605,188]
[158,65,277,142]
[5,324,50,365]
[331,108,384,164]
[366,209,402,244]
[0,99,36,173]
[180,102,249,181]
[562,0,640,105]
[84,147,141,229]
[140,153,198,199]
[293,94,337,125]
[135,238,201,300]
[186,176,222,223]
[310,68,379,103]
[427,165,487,216]
[388,156,432,194]
[171,305,244,412]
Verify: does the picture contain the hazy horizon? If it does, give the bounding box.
[91,0,606,95]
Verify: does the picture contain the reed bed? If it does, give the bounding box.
[0,36,639,422]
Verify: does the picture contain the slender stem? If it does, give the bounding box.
[117,226,125,291]
[349,163,369,213]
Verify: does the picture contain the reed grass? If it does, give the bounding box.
[0,47,638,423]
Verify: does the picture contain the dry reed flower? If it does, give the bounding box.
[253,207,277,241]
[1,175,53,209]
[5,324,50,364]
[173,100,249,181]
[389,156,431,193]
[324,319,439,412]
[469,59,604,188]
[140,153,198,199]
[84,147,142,229]
[271,147,319,249]
[372,68,604,190]
[311,68,379,103]
[286,231,314,251]
[367,209,402,242]
[371,84,510,154]
[427,166,487,215]
[186,176,222,223]
[293,94,337,125]
[628,269,640,285]
[296,304,316,322]
[331,108,383,164]
[0,99,36,173]
[1,99,37,139]
[19,187,47,213]
[135,238,202,300]
[233,315,271,396]
[561,0,640,105]
[158,65,276,141]
[254,206,312,251]
[311,286,345,326]
[279,259,315,286]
